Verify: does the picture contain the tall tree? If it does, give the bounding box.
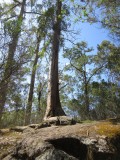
[24,5,54,124]
[63,42,94,119]
[44,0,65,119]
[0,0,26,124]
[24,30,41,125]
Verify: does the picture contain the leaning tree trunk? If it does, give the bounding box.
[0,0,26,125]
[24,35,41,125]
[44,0,65,120]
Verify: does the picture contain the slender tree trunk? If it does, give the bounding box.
[24,35,41,125]
[38,83,42,114]
[84,82,90,118]
[44,0,65,120]
[37,83,43,122]
[37,82,46,114]
[0,0,26,125]
[83,68,90,119]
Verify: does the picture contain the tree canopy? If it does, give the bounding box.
[0,0,119,128]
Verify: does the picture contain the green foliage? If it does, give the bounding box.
[43,7,54,17]
[63,41,93,75]
[82,9,88,17]
[38,49,45,58]
[63,41,95,119]
[62,40,120,120]
[95,40,120,80]
[89,0,120,40]
[1,110,25,128]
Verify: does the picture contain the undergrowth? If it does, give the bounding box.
[96,122,120,137]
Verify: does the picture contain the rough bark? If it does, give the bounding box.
[0,0,26,125]
[24,35,41,125]
[44,0,65,120]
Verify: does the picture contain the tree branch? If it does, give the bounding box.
[87,63,107,84]
[59,83,68,91]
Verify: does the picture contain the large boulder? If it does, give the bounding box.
[1,117,120,160]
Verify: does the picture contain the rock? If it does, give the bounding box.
[0,129,10,135]
[10,126,28,132]
[57,116,76,125]
[1,119,120,160]
[35,116,76,129]
[36,148,78,160]
[29,124,40,128]
[36,116,76,129]
[11,139,53,159]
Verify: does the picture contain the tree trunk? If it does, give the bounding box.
[83,68,90,119]
[84,82,90,118]
[0,0,26,126]
[44,0,65,120]
[24,35,41,125]
[37,82,46,114]
[38,83,42,114]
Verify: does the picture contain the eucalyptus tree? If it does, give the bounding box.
[24,0,65,124]
[33,66,48,122]
[25,12,51,124]
[24,36,43,125]
[63,41,105,119]
[63,40,120,119]
[44,0,67,119]
[0,0,26,124]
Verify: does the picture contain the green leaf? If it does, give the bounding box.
[74,18,78,23]
[58,14,62,19]
[83,10,88,17]
[61,9,66,15]
[38,49,45,58]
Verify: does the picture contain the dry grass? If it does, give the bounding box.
[95,122,120,137]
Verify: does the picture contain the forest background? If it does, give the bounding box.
[0,0,120,128]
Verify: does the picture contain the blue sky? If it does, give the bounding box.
[72,21,113,55]
[60,21,111,67]
[79,22,110,50]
